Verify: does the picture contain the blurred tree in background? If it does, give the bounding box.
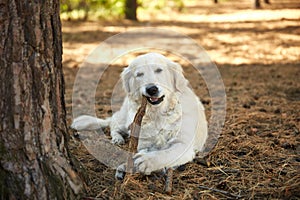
[60,0,185,20]
[125,0,137,20]
[253,0,270,8]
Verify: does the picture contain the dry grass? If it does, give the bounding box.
[65,64,300,199]
[63,0,300,199]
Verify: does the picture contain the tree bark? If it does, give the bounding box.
[0,0,84,199]
[125,0,138,21]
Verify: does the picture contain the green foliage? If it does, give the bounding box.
[60,0,125,20]
[140,0,184,11]
[60,0,185,20]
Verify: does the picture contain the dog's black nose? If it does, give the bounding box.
[146,85,159,96]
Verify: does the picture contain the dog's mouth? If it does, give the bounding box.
[144,95,165,105]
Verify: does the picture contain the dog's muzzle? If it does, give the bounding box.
[144,84,165,105]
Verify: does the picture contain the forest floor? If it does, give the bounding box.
[62,0,300,199]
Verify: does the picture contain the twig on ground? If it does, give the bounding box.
[199,185,242,199]
[165,168,173,194]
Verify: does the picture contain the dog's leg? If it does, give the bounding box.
[115,163,126,180]
[110,130,126,144]
[110,113,129,145]
[133,142,195,175]
[109,97,135,145]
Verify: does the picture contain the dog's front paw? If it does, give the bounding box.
[111,134,125,145]
[115,163,126,180]
[133,152,161,175]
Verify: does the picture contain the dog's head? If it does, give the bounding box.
[121,53,187,106]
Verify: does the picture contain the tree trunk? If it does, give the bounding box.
[125,0,138,21]
[253,0,261,8]
[0,0,84,199]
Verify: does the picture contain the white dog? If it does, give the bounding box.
[71,53,207,179]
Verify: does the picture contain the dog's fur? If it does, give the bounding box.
[71,53,207,178]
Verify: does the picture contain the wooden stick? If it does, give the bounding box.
[126,96,147,173]
[198,185,242,198]
[125,96,174,194]
[165,168,173,195]
[116,97,147,197]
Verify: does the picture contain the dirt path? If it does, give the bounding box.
[63,1,300,199]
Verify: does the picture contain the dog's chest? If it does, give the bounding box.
[137,102,182,151]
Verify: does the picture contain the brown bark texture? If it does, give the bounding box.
[0,0,83,199]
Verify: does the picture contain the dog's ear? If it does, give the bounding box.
[167,61,188,93]
[121,66,132,93]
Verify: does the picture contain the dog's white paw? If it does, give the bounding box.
[111,134,125,145]
[115,163,126,180]
[71,115,101,130]
[133,152,161,175]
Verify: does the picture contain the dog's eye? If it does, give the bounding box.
[136,72,144,77]
[155,68,163,73]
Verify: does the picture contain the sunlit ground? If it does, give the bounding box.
[62,0,300,66]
